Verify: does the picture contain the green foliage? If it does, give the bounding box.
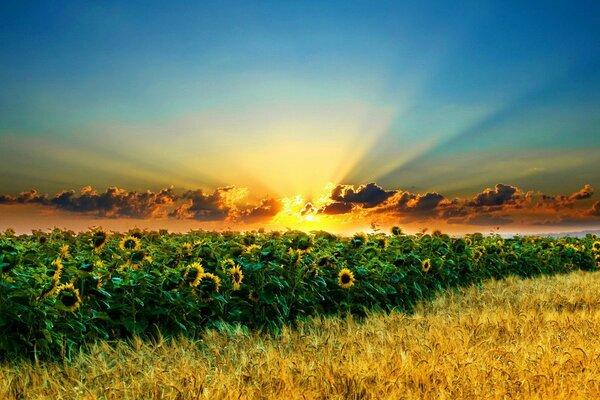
[0,228,598,360]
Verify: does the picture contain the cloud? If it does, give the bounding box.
[373,191,449,221]
[0,190,49,204]
[467,184,525,209]
[316,182,598,228]
[300,202,316,216]
[569,184,594,201]
[52,186,179,218]
[587,201,600,217]
[318,202,354,215]
[238,198,282,223]
[330,183,396,208]
[1,182,597,229]
[538,184,595,211]
[0,187,178,218]
[170,186,257,221]
[0,185,276,223]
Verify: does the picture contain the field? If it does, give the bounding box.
[1,228,600,398]
[1,269,599,399]
[2,228,599,359]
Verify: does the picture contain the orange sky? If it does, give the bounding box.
[1,182,598,235]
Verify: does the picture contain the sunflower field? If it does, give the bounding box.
[1,227,599,360]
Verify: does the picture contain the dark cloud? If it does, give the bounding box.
[318,202,354,215]
[238,198,282,223]
[331,183,396,208]
[46,186,178,218]
[408,193,445,211]
[587,201,600,217]
[58,186,178,218]
[0,190,49,205]
[0,194,15,203]
[1,182,598,228]
[467,184,524,208]
[569,184,594,201]
[370,191,448,221]
[0,187,178,218]
[0,185,282,224]
[323,183,447,220]
[300,202,316,216]
[170,186,239,221]
[538,184,595,211]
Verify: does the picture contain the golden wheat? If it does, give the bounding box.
[2,270,600,399]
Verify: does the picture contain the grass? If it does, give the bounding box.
[2,270,600,399]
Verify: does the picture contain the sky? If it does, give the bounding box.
[1,1,599,235]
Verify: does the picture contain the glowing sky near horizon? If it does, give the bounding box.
[1,1,599,233]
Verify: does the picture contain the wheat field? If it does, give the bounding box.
[2,270,600,399]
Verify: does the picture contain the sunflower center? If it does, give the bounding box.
[60,292,77,307]
[124,239,136,249]
[93,232,107,247]
[186,269,199,281]
[341,274,351,284]
[202,276,219,292]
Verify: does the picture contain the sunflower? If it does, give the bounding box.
[59,244,70,259]
[118,260,139,271]
[199,273,221,300]
[55,282,82,312]
[244,244,261,254]
[351,233,368,247]
[51,258,64,286]
[182,242,193,255]
[91,229,108,250]
[305,264,320,278]
[592,241,600,252]
[375,236,389,249]
[229,265,244,290]
[129,229,143,239]
[338,268,355,288]
[119,235,141,252]
[183,262,205,287]
[221,258,236,272]
[248,291,260,303]
[421,258,431,273]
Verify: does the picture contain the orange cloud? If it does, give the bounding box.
[537,184,594,211]
[0,183,598,231]
[310,182,598,227]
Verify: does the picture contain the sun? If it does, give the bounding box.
[304,214,315,222]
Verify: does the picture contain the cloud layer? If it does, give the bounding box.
[315,182,598,226]
[0,182,598,228]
